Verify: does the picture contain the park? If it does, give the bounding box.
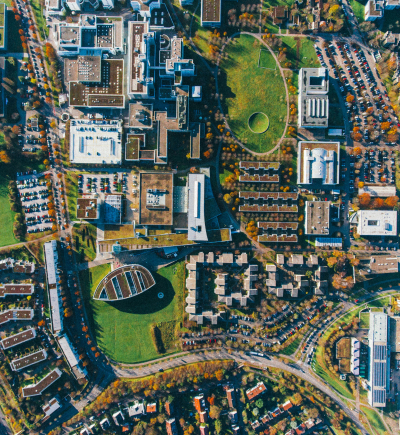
[80,261,186,364]
[218,34,287,154]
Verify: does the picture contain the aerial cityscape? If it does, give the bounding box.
[0,0,399,433]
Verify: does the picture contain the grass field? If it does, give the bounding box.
[73,223,97,262]
[0,174,18,247]
[280,336,301,355]
[360,406,386,434]
[81,260,186,363]
[279,36,320,69]
[248,112,269,133]
[359,311,370,329]
[219,35,286,153]
[259,49,276,69]
[104,224,135,240]
[30,0,49,41]
[65,171,79,221]
[349,0,365,23]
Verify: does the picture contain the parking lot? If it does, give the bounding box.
[315,39,398,191]
[16,172,53,234]
[78,172,139,223]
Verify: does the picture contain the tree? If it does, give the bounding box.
[255,398,264,408]
[209,405,221,420]
[371,198,384,209]
[353,132,362,142]
[214,420,222,434]
[358,192,371,207]
[223,193,233,205]
[358,181,364,188]
[380,121,390,131]
[0,151,11,164]
[252,408,259,417]
[384,196,399,208]
[346,94,354,103]
[353,147,362,156]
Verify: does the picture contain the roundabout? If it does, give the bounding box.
[248,112,269,134]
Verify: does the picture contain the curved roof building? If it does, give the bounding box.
[93,264,155,301]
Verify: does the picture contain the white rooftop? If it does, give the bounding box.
[70,119,122,165]
[359,185,396,198]
[356,210,397,236]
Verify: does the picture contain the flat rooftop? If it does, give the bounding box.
[299,68,329,128]
[11,349,47,371]
[0,283,34,298]
[22,368,62,397]
[305,201,331,235]
[129,103,153,129]
[59,25,80,45]
[258,222,298,243]
[69,119,122,165]
[1,328,35,349]
[126,134,145,161]
[356,210,397,236]
[69,59,124,107]
[128,21,148,96]
[139,172,173,226]
[64,56,102,83]
[239,162,280,183]
[202,0,221,23]
[77,198,98,219]
[239,191,298,213]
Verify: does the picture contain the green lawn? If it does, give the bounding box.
[219,35,286,153]
[349,0,365,23]
[259,49,277,69]
[279,36,320,69]
[280,336,301,355]
[0,174,18,248]
[29,0,49,40]
[65,171,78,221]
[359,311,370,329]
[360,407,386,434]
[73,223,97,263]
[81,260,186,363]
[219,169,231,186]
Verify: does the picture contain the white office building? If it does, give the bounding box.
[368,312,390,407]
[69,119,122,165]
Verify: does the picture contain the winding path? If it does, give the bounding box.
[214,32,290,156]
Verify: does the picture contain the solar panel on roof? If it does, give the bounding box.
[373,389,386,404]
[373,362,386,387]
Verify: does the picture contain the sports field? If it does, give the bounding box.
[81,260,186,363]
[219,35,286,153]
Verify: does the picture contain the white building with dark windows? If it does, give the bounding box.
[368,312,390,408]
[298,68,329,128]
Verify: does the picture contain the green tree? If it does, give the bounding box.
[255,398,264,409]
[215,419,222,434]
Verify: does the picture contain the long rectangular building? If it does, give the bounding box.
[0,309,33,326]
[10,349,47,371]
[0,328,36,350]
[44,241,63,335]
[0,284,34,298]
[368,312,390,408]
[22,368,62,397]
